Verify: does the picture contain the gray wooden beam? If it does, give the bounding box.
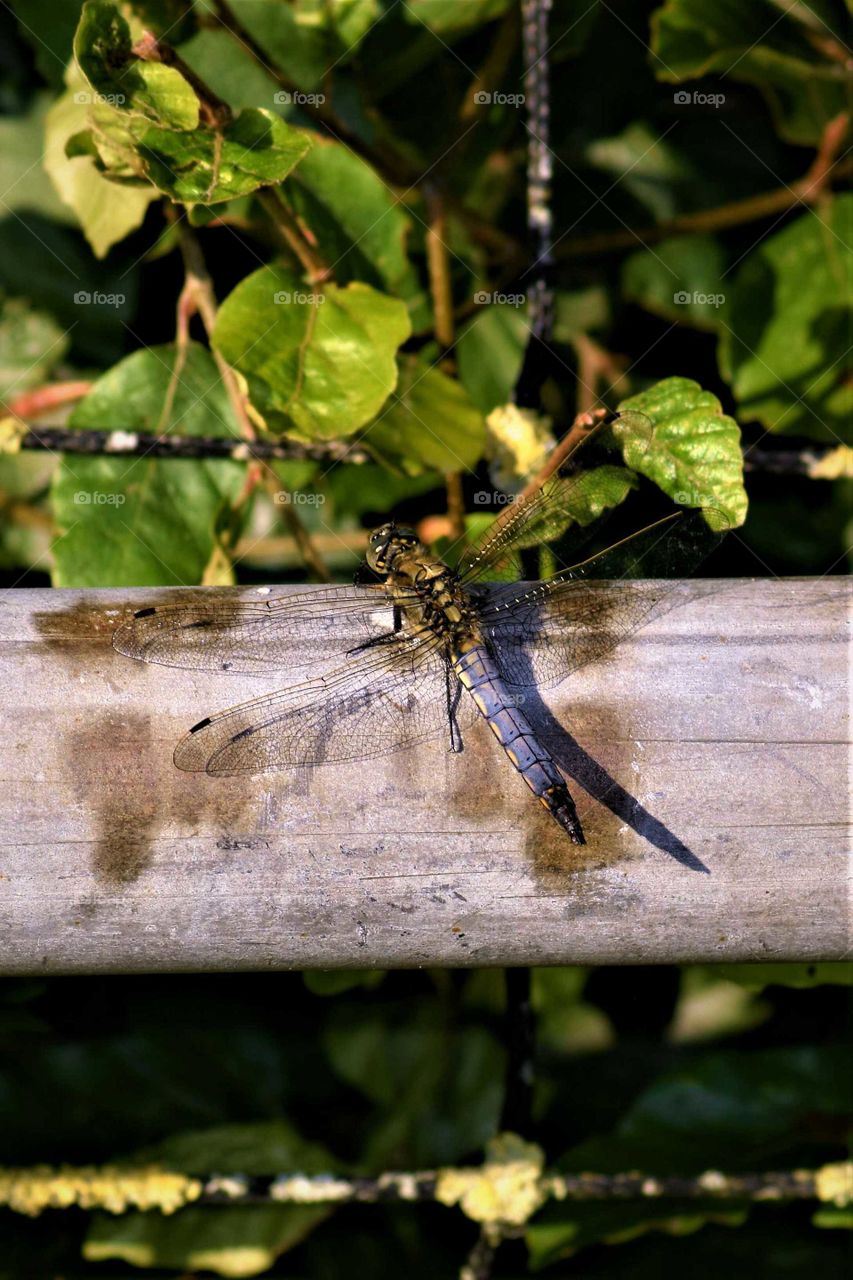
[0,578,849,972]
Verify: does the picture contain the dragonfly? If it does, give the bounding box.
[113,415,725,845]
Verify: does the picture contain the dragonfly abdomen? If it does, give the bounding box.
[451,644,585,846]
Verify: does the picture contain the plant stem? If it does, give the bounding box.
[258,189,331,283]
[556,114,850,258]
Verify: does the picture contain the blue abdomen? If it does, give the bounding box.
[451,643,584,844]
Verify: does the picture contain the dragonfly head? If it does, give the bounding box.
[365,521,419,575]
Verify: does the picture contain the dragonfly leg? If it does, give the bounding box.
[346,606,402,658]
[445,664,464,753]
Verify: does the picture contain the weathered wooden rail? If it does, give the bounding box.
[0,578,848,972]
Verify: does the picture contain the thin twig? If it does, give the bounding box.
[260,472,332,583]
[0,382,91,420]
[258,189,331,282]
[556,114,850,259]
[424,186,467,543]
[208,0,415,185]
[174,220,257,442]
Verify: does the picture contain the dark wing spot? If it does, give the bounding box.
[231,726,255,743]
[188,619,212,630]
[189,717,212,734]
[134,607,156,618]
[222,662,232,670]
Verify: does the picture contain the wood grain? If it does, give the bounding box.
[0,578,849,972]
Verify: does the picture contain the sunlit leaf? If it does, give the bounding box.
[618,377,747,530]
[365,356,486,474]
[718,196,853,441]
[51,343,247,586]
[212,265,411,439]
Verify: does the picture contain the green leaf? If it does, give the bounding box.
[557,1045,851,1176]
[287,138,426,319]
[176,26,286,113]
[617,377,747,530]
[51,343,248,586]
[718,196,853,441]
[709,963,853,990]
[0,213,138,366]
[650,0,850,145]
[73,3,311,206]
[456,304,529,414]
[0,296,69,400]
[225,0,379,90]
[813,1204,853,1229]
[365,357,486,474]
[84,1120,336,1276]
[511,466,640,551]
[325,999,503,1166]
[8,0,85,89]
[129,107,313,205]
[45,65,155,259]
[586,123,695,222]
[303,970,386,996]
[212,265,411,439]
[0,95,74,225]
[75,1,200,130]
[622,235,727,332]
[138,1117,340,1175]
[404,0,512,35]
[528,1200,747,1270]
[552,286,611,342]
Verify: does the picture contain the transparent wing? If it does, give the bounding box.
[173,635,478,774]
[113,585,419,675]
[458,412,653,584]
[477,509,725,689]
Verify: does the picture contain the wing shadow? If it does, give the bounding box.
[514,674,710,875]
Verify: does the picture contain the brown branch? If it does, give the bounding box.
[257,189,331,283]
[556,118,851,259]
[207,0,416,186]
[424,187,467,542]
[574,335,629,416]
[260,473,332,583]
[173,220,257,449]
[471,408,607,557]
[425,188,456,357]
[514,407,607,507]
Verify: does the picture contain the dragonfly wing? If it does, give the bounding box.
[173,636,477,774]
[477,509,724,689]
[113,585,414,675]
[457,412,653,584]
